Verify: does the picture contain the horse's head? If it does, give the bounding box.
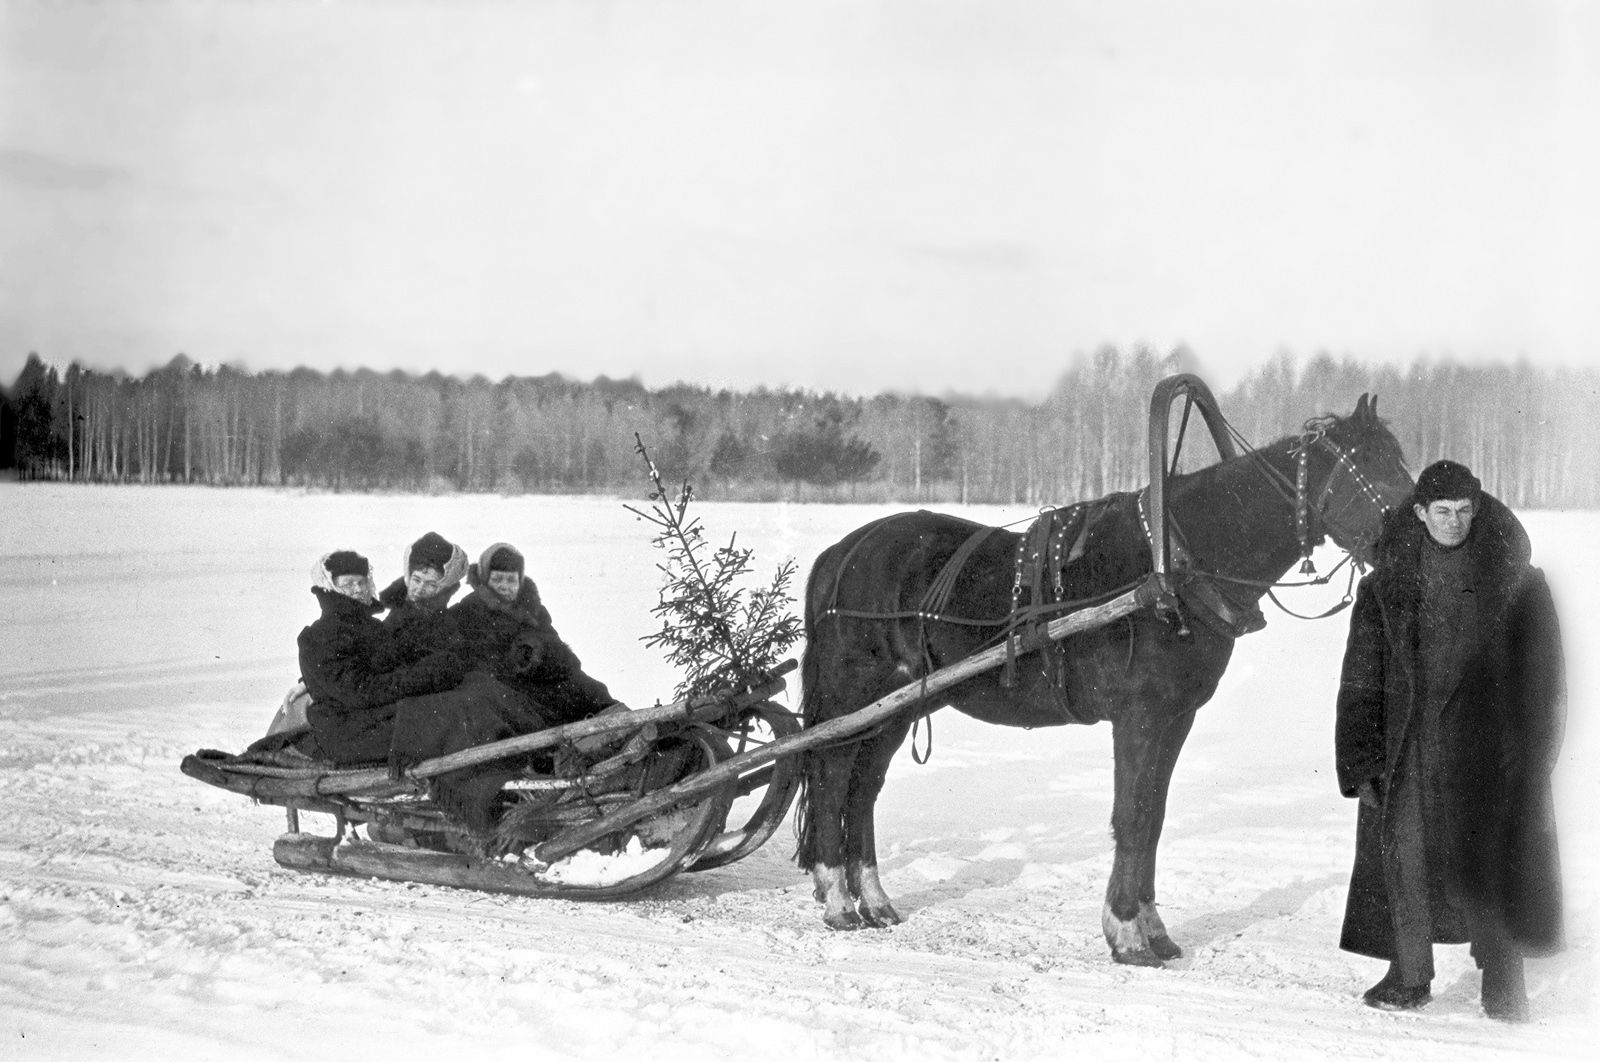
[1299,394,1413,568]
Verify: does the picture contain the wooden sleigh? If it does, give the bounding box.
[181,662,807,898]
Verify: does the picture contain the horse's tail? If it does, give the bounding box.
[792,543,832,871]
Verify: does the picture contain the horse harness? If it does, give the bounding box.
[816,418,1382,720]
[1000,493,1137,700]
[816,498,1139,725]
[1137,489,1267,641]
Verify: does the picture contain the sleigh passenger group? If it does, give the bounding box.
[291,530,628,840]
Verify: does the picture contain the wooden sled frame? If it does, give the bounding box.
[182,664,804,898]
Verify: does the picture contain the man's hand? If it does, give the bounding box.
[1357,778,1384,809]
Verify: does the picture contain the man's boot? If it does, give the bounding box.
[1363,962,1431,1011]
[1482,956,1529,1023]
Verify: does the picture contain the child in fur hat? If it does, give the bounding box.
[379,530,471,664]
[450,541,623,727]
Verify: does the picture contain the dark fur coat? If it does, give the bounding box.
[296,586,465,764]
[449,573,616,727]
[378,578,466,664]
[450,575,567,677]
[1335,493,1565,959]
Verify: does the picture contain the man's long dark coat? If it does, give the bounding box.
[1335,494,1565,960]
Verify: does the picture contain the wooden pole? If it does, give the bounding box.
[534,578,1160,863]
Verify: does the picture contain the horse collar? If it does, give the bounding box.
[1141,489,1267,639]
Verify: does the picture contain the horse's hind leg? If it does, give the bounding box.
[1103,708,1196,966]
[844,712,917,928]
[798,742,866,930]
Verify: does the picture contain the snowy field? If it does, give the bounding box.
[1,483,1595,1061]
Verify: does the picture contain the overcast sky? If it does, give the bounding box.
[3,0,1597,399]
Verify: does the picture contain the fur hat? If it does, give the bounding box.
[482,542,525,575]
[1413,460,1481,507]
[398,533,468,601]
[407,531,457,573]
[323,550,370,579]
[313,550,376,604]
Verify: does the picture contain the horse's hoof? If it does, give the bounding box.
[1111,947,1165,968]
[859,904,902,928]
[1149,936,1183,961]
[823,910,864,931]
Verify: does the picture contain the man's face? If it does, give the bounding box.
[487,569,521,602]
[332,574,372,603]
[406,565,446,600]
[1414,497,1475,548]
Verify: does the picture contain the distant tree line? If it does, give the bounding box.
[2,349,1597,508]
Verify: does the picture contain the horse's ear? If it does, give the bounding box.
[1354,393,1371,423]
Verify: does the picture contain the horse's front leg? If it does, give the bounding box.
[844,715,916,928]
[1130,709,1198,961]
[1103,709,1192,966]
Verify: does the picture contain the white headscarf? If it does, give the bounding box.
[312,551,377,605]
[399,539,469,590]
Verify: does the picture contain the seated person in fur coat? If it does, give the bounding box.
[299,547,538,835]
[379,530,471,664]
[450,542,624,728]
[296,549,467,765]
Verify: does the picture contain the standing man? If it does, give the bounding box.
[1335,459,1565,1022]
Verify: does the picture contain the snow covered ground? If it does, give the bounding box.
[1,484,1595,1061]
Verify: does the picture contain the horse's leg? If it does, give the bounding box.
[1131,709,1198,961]
[798,639,916,931]
[843,713,917,928]
[799,742,865,930]
[1103,707,1178,966]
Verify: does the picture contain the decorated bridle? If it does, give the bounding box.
[1288,417,1398,575]
[1160,408,1402,624]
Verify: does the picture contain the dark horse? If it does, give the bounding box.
[795,391,1412,964]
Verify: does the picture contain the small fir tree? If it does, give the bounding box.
[627,434,801,699]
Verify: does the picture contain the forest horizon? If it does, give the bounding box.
[3,349,1597,510]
